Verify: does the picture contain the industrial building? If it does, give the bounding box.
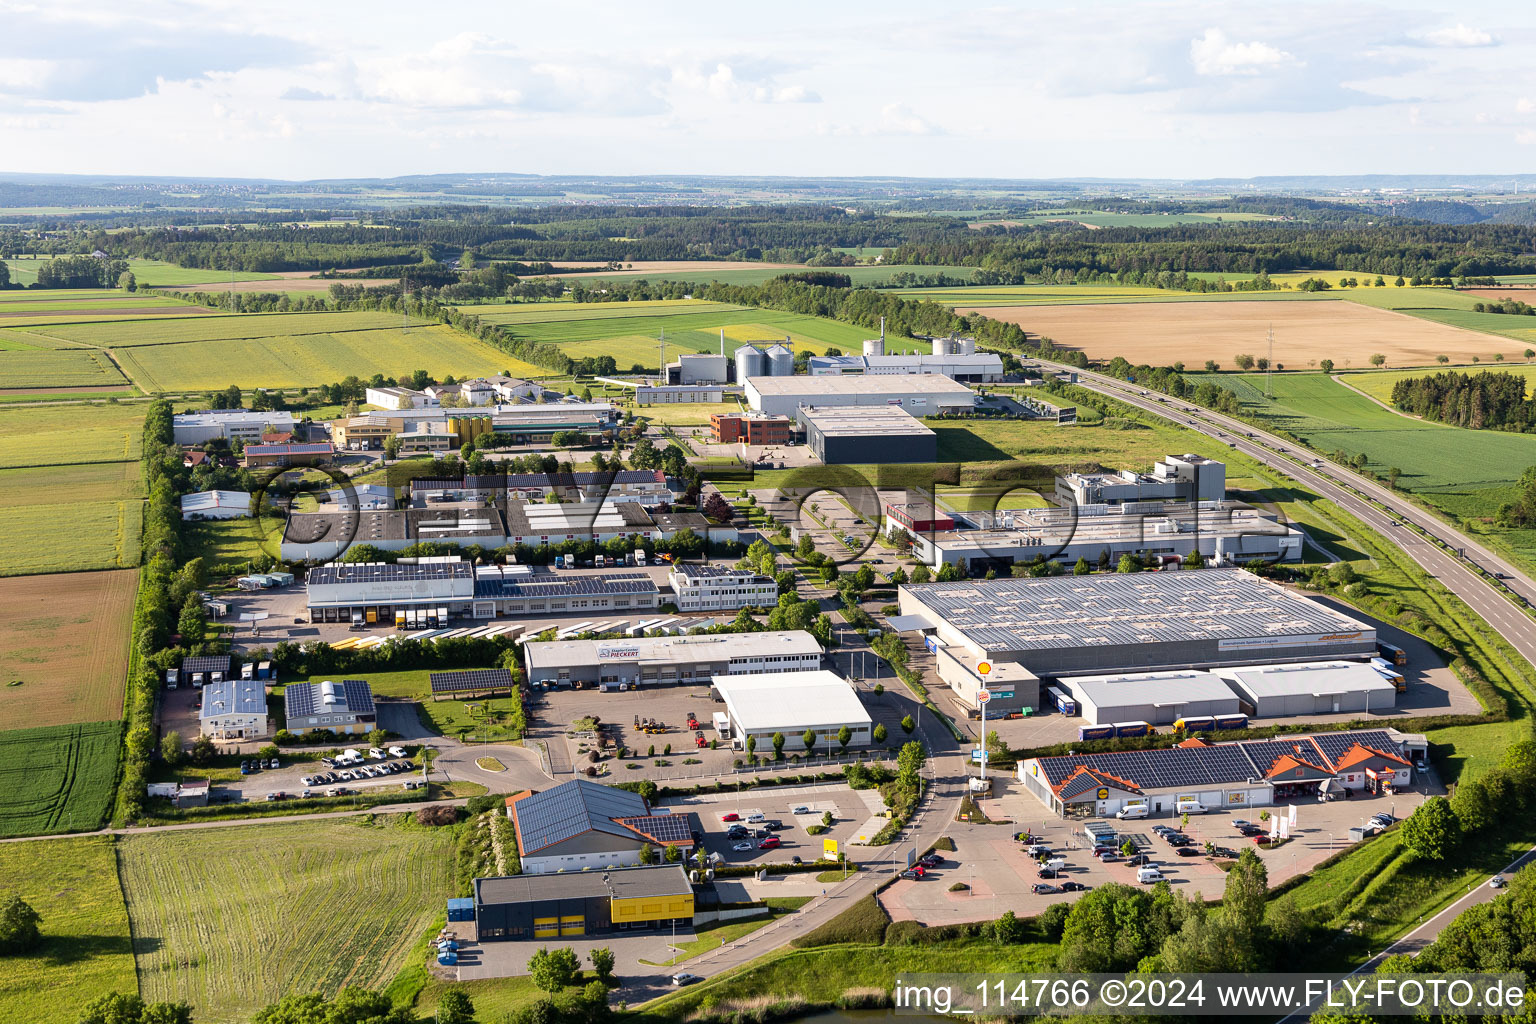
[321,484,397,510]
[734,342,796,383]
[1017,728,1419,818]
[636,384,725,404]
[797,405,938,464]
[668,564,778,611]
[302,559,662,623]
[1055,669,1244,726]
[505,779,694,875]
[745,373,976,418]
[365,385,439,410]
[1056,455,1227,507]
[408,470,673,506]
[713,670,873,752]
[180,490,251,520]
[710,412,794,445]
[1017,393,1077,424]
[283,679,377,735]
[525,630,822,689]
[198,676,270,741]
[893,570,1378,715]
[1217,661,1398,717]
[172,410,297,445]
[907,501,1304,572]
[883,500,956,539]
[806,352,1005,382]
[473,864,694,941]
[665,352,730,385]
[242,442,334,468]
[330,403,621,450]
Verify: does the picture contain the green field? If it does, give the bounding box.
[119,817,456,1023]
[0,722,121,836]
[1340,364,1536,405]
[0,402,144,468]
[20,309,424,347]
[298,669,523,741]
[975,210,1280,228]
[893,283,1333,307]
[3,257,276,288]
[0,500,142,574]
[111,323,536,391]
[483,300,927,366]
[0,836,137,1022]
[546,263,982,288]
[0,347,129,388]
[1397,308,1536,349]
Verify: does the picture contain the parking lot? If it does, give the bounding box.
[655,782,886,868]
[880,772,1434,926]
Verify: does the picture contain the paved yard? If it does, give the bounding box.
[659,782,884,869]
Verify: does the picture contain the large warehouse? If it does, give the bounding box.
[472,864,694,941]
[1017,728,1419,818]
[713,670,873,752]
[894,569,1378,714]
[797,405,937,464]
[744,373,976,417]
[524,630,823,689]
[1055,669,1243,726]
[1217,661,1398,716]
[505,779,693,874]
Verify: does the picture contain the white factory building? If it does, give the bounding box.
[1216,661,1398,716]
[172,410,297,445]
[744,373,977,418]
[668,564,778,612]
[806,353,1005,382]
[180,490,252,520]
[713,670,873,752]
[1056,454,1227,507]
[1055,669,1244,726]
[524,630,823,690]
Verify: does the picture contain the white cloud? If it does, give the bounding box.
[1518,129,1536,146]
[1414,24,1494,48]
[881,102,938,135]
[1518,97,1536,115]
[670,62,819,104]
[1190,28,1300,76]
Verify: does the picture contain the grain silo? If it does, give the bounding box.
[766,342,794,377]
[863,338,885,357]
[932,336,952,356]
[735,345,766,382]
[957,336,976,355]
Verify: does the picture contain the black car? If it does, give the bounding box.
[1060,881,1089,892]
[1126,854,1153,866]
[764,820,787,831]
[919,854,944,868]
[1211,847,1238,859]
[1176,847,1203,857]
[1037,867,1060,879]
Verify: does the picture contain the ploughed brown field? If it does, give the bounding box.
[1461,287,1536,299]
[0,569,136,727]
[183,270,398,294]
[959,299,1504,367]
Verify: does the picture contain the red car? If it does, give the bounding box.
[1251,833,1271,845]
[720,812,740,823]
[758,835,782,850]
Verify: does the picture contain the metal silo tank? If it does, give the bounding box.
[766,343,794,376]
[735,345,766,381]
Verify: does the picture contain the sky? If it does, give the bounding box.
[2,0,1535,180]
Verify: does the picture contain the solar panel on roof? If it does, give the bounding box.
[620,813,691,843]
[342,680,375,714]
[429,668,515,694]
[182,655,232,673]
[286,684,316,717]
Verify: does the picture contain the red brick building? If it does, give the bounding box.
[710,413,793,445]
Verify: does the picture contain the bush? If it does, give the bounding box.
[415,805,463,826]
[948,881,969,892]
[1038,901,1071,940]
[932,836,956,851]
[791,894,889,948]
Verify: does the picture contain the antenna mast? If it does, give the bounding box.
[1265,324,1274,398]
[659,329,666,380]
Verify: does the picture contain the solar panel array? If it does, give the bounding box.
[903,569,1369,652]
[473,573,658,600]
[343,680,376,715]
[430,668,515,694]
[618,813,692,844]
[181,655,232,674]
[513,779,650,854]
[1036,728,1404,793]
[285,682,318,717]
[308,561,474,586]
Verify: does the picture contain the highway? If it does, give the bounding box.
[1033,361,1536,673]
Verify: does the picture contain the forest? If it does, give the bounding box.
[1390,370,1536,431]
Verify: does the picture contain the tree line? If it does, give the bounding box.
[1390,370,1536,431]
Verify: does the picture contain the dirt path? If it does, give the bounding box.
[1330,373,1424,421]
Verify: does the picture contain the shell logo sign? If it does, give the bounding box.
[977,661,993,676]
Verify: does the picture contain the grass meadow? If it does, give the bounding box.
[2,257,276,288]
[0,836,136,1022]
[0,402,144,468]
[24,309,425,347]
[119,817,456,1023]
[538,263,983,288]
[1340,363,1536,405]
[0,721,121,836]
[0,348,130,389]
[295,669,524,741]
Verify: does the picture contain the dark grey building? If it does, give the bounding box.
[473,865,694,941]
[797,405,937,464]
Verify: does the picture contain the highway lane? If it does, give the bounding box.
[1034,361,1536,672]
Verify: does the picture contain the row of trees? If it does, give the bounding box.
[1390,370,1536,431]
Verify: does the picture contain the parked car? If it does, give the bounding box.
[901,868,926,880]
[764,820,787,831]
[1031,883,1060,895]
[1251,834,1271,845]
[746,812,766,822]
[919,854,944,868]
[758,836,782,850]
[1060,881,1089,892]
[1013,831,1038,843]
[239,761,253,775]
[1177,847,1203,857]
[731,842,753,852]
[388,746,407,758]
[791,805,810,815]
[1126,854,1153,866]
[789,856,803,865]
[1211,847,1238,859]
[671,973,703,986]
[720,812,740,822]
[1037,867,1060,879]
[1237,825,1263,837]
[1230,819,1252,830]
[265,758,280,770]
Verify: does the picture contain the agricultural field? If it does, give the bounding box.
[0,500,142,574]
[0,569,136,725]
[110,323,536,391]
[0,347,129,388]
[0,401,144,468]
[180,516,284,568]
[1340,364,1536,405]
[0,836,136,1022]
[965,298,1503,367]
[118,817,456,1023]
[22,309,425,347]
[0,721,121,836]
[486,300,925,366]
[2,257,276,289]
[540,262,981,287]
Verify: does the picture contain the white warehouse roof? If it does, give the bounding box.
[1216,660,1398,700]
[1057,669,1240,712]
[713,670,872,734]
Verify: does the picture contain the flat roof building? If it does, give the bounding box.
[470,567,660,619]
[895,569,1377,712]
[744,373,976,418]
[1055,669,1244,726]
[1056,455,1226,507]
[1017,728,1415,818]
[1017,393,1076,425]
[365,386,439,410]
[713,670,873,752]
[637,384,726,405]
[711,412,793,446]
[806,352,1005,382]
[474,863,693,942]
[525,630,822,690]
[1216,660,1398,717]
[243,442,334,468]
[669,563,778,612]
[180,490,251,521]
[199,676,270,741]
[283,679,377,735]
[884,499,956,537]
[173,410,296,445]
[797,405,937,465]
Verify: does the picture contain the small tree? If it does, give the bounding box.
[1073,556,1091,575]
[664,843,682,863]
[822,810,835,828]
[589,946,616,985]
[1204,360,1219,373]
[772,732,786,759]
[873,723,888,743]
[1319,358,1334,373]
[1116,553,1141,574]
[1402,796,1461,860]
[992,910,1027,944]
[367,728,388,747]
[436,988,476,1024]
[1369,353,1387,367]
[802,728,816,750]
[901,715,915,735]
[178,596,207,647]
[745,736,756,758]
[1182,549,1204,569]
[1234,353,1256,370]
[0,893,41,954]
[528,946,581,993]
[1436,354,1449,365]
[837,726,852,752]
[188,734,216,766]
[160,729,184,767]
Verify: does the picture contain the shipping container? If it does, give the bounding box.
[1377,641,1407,666]
[1077,724,1115,741]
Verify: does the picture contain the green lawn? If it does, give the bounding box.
[0,836,137,1022]
[299,669,524,741]
[1339,363,1536,405]
[640,900,813,967]
[119,816,456,1024]
[1,258,276,289]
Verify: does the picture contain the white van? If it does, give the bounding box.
[1176,800,1207,815]
[1137,867,1165,884]
[1116,805,1149,820]
[368,747,384,760]
[1045,857,1067,871]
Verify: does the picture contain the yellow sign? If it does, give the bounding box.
[823,838,839,858]
[977,660,993,676]
[1096,787,1110,800]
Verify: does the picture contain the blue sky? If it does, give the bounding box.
[1,0,1533,179]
